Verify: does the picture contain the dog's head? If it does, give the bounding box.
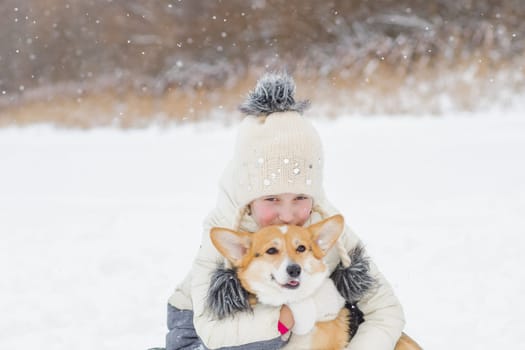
[210,215,344,305]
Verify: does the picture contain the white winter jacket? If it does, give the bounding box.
[168,165,405,350]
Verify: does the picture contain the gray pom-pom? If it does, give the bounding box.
[206,264,252,319]
[239,72,310,116]
[330,245,377,304]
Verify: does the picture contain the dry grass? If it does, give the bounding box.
[0,72,261,128]
[2,53,522,129]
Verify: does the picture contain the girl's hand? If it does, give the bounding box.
[279,304,294,336]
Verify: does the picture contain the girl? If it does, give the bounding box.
[166,73,417,350]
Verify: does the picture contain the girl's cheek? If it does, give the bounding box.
[297,203,313,224]
[254,205,278,227]
[301,207,310,217]
[297,210,310,225]
[260,211,277,226]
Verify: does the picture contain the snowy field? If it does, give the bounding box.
[1,110,524,350]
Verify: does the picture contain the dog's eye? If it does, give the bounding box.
[266,247,278,255]
[296,245,306,253]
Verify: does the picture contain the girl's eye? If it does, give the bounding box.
[295,195,309,201]
[266,247,279,255]
[296,245,306,253]
[265,197,278,202]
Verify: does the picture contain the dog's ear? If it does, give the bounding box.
[308,215,344,259]
[210,227,252,266]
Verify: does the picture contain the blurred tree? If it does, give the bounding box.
[1,0,524,106]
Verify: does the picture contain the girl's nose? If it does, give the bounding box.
[278,206,295,224]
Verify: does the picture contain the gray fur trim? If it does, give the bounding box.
[206,263,252,319]
[239,72,310,116]
[330,245,377,304]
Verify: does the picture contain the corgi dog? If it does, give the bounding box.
[210,214,351,350]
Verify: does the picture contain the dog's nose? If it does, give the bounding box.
[287,264,301,278]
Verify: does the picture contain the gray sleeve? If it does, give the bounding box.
[166,304,288,350]
[166,304,203,350]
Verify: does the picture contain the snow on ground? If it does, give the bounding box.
[1,111,524,350]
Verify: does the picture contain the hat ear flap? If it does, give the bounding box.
[330,245,377,304]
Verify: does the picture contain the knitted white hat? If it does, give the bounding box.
[231,112,323,207]
[217,72,352,270]
[230,73,324,208]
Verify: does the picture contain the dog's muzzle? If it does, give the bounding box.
[271,263,302,289]
[283,264,301,289]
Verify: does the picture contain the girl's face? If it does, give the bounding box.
[249,193,313,228]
